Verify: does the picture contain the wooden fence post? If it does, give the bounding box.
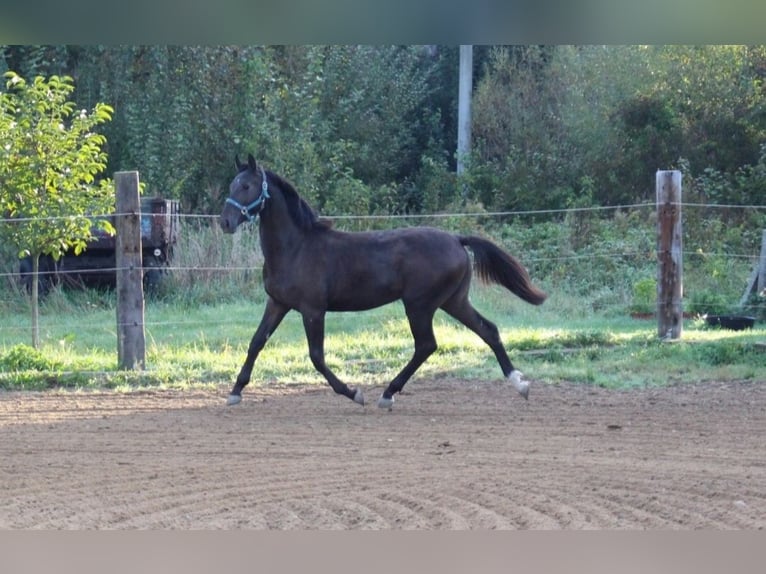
[656,170,683,340]
[115,171,145,370]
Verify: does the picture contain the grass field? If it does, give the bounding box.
[3,205,765,393]
[1,281,764,393]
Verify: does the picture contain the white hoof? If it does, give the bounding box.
[353,388,366,406]
[509,370,529,400]
[377,394,394,410]
[226,394,242,406]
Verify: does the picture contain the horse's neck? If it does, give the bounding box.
[258,208,305,264]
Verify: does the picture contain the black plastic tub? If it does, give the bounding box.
[704,315,756,330]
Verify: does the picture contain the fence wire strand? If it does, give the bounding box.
[3,200,766,227]
[2,200,765,339]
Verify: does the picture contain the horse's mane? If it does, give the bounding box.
[267,170,332,232]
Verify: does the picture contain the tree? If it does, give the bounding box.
[0,71,114,347]
[470,46,573,211]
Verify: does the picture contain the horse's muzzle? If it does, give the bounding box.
[220,214,237,234]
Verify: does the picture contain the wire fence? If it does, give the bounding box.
[4,200,766,223]
[2,201,764,276]
[1,200,765,341]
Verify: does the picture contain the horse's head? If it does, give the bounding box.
[220,154,270,234]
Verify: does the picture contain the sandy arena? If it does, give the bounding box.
[1,378,764,529]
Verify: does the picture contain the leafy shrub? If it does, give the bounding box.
[687,290,730,316]
[322,174,372,217]
[630,277,656,315]
[412,154,459,213]
[0,344,61,371]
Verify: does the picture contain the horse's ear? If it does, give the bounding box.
[235,155,244,171]
[247,154,258,172]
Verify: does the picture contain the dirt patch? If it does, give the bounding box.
[1,378,764,529]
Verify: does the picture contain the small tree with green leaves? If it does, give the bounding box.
[0,71,114,348]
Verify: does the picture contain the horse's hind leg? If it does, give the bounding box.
[441,294,529,399]
[228,297,290,405]
[302,311,365,406]
[378,306,438,409]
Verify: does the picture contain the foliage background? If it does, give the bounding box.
[2,45,764,216]
[1,45,765,323]
[1,45,765,390]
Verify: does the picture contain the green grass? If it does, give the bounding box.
[1,282,764,393]
[4,207,763,393]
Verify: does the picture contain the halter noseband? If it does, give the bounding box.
[226,167,270,222]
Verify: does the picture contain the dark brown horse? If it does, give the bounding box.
[220,154,546,409]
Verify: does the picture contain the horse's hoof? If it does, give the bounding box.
[226,394,242,406]
[377,394,394,410]
[509,370,529,400]
[353,388,365,406]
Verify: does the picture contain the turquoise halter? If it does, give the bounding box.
[225,167,270,222]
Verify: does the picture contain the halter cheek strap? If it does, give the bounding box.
[226,167,270,222]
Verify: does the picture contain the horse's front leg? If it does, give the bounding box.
[227,297,290,405]
[302,311,365,406]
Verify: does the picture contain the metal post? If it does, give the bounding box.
[758,229,766,294]
[457,45,473,177]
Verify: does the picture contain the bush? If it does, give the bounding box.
[0,344,61,371]
[630,277,656,315]
[687,290,731,316]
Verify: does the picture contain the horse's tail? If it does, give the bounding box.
[459,235,547,305]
